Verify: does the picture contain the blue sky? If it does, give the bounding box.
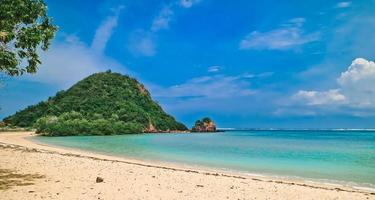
[1,0,375,128]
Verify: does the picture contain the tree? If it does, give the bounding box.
[0,0,57,76]
[202,117,211,123]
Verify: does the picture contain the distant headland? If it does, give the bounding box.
[2,71,191,136]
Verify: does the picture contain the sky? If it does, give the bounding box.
[1,0,375,128]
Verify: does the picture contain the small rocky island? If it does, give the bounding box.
[192,117,217,132]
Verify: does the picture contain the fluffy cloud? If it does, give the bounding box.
[294,58,375,109]
[337,58,375,108]
[337,58,375,85]
[239,18,319,50]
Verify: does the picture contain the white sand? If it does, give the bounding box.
[0,132,374,200]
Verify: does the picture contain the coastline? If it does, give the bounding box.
[28,133,375,190]
[0,132,374,200]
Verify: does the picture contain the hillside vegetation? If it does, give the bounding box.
[3,71,187,135]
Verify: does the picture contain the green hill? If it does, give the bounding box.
[3,71,187,135]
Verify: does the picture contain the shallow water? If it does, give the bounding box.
[32,130,375,187]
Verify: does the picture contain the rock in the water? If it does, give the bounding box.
[192,117,217,132]
[96,177,104,183]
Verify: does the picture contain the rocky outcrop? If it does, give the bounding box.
[192,117,217,132]
[144,121,157,133]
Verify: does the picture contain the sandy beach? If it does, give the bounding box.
[0,132,374,200]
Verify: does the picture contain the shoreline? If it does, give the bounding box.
[1,132,375,199]
[29,134,375,191]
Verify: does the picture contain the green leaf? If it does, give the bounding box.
[0,0,57,76]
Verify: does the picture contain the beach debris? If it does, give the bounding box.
[196,184,204,187]
[96,177,104,183]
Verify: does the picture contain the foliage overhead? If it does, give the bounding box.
[4,71,188,135]
[0,0,57,76]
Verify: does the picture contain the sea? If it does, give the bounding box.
[31,130,375,188]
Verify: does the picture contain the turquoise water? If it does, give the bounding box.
[32,130,375,187]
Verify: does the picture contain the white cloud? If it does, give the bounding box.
[91,6,124,53]
[151,6,174,32]
[151,75,254,99]
[208,65,221,73]
[337,58,375,85]
[336,1,351,8]
[293,89,346,105]
[239,18,319,50]
[337,58,375,108]
[23,34,128,88]
[293,58,375,109]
